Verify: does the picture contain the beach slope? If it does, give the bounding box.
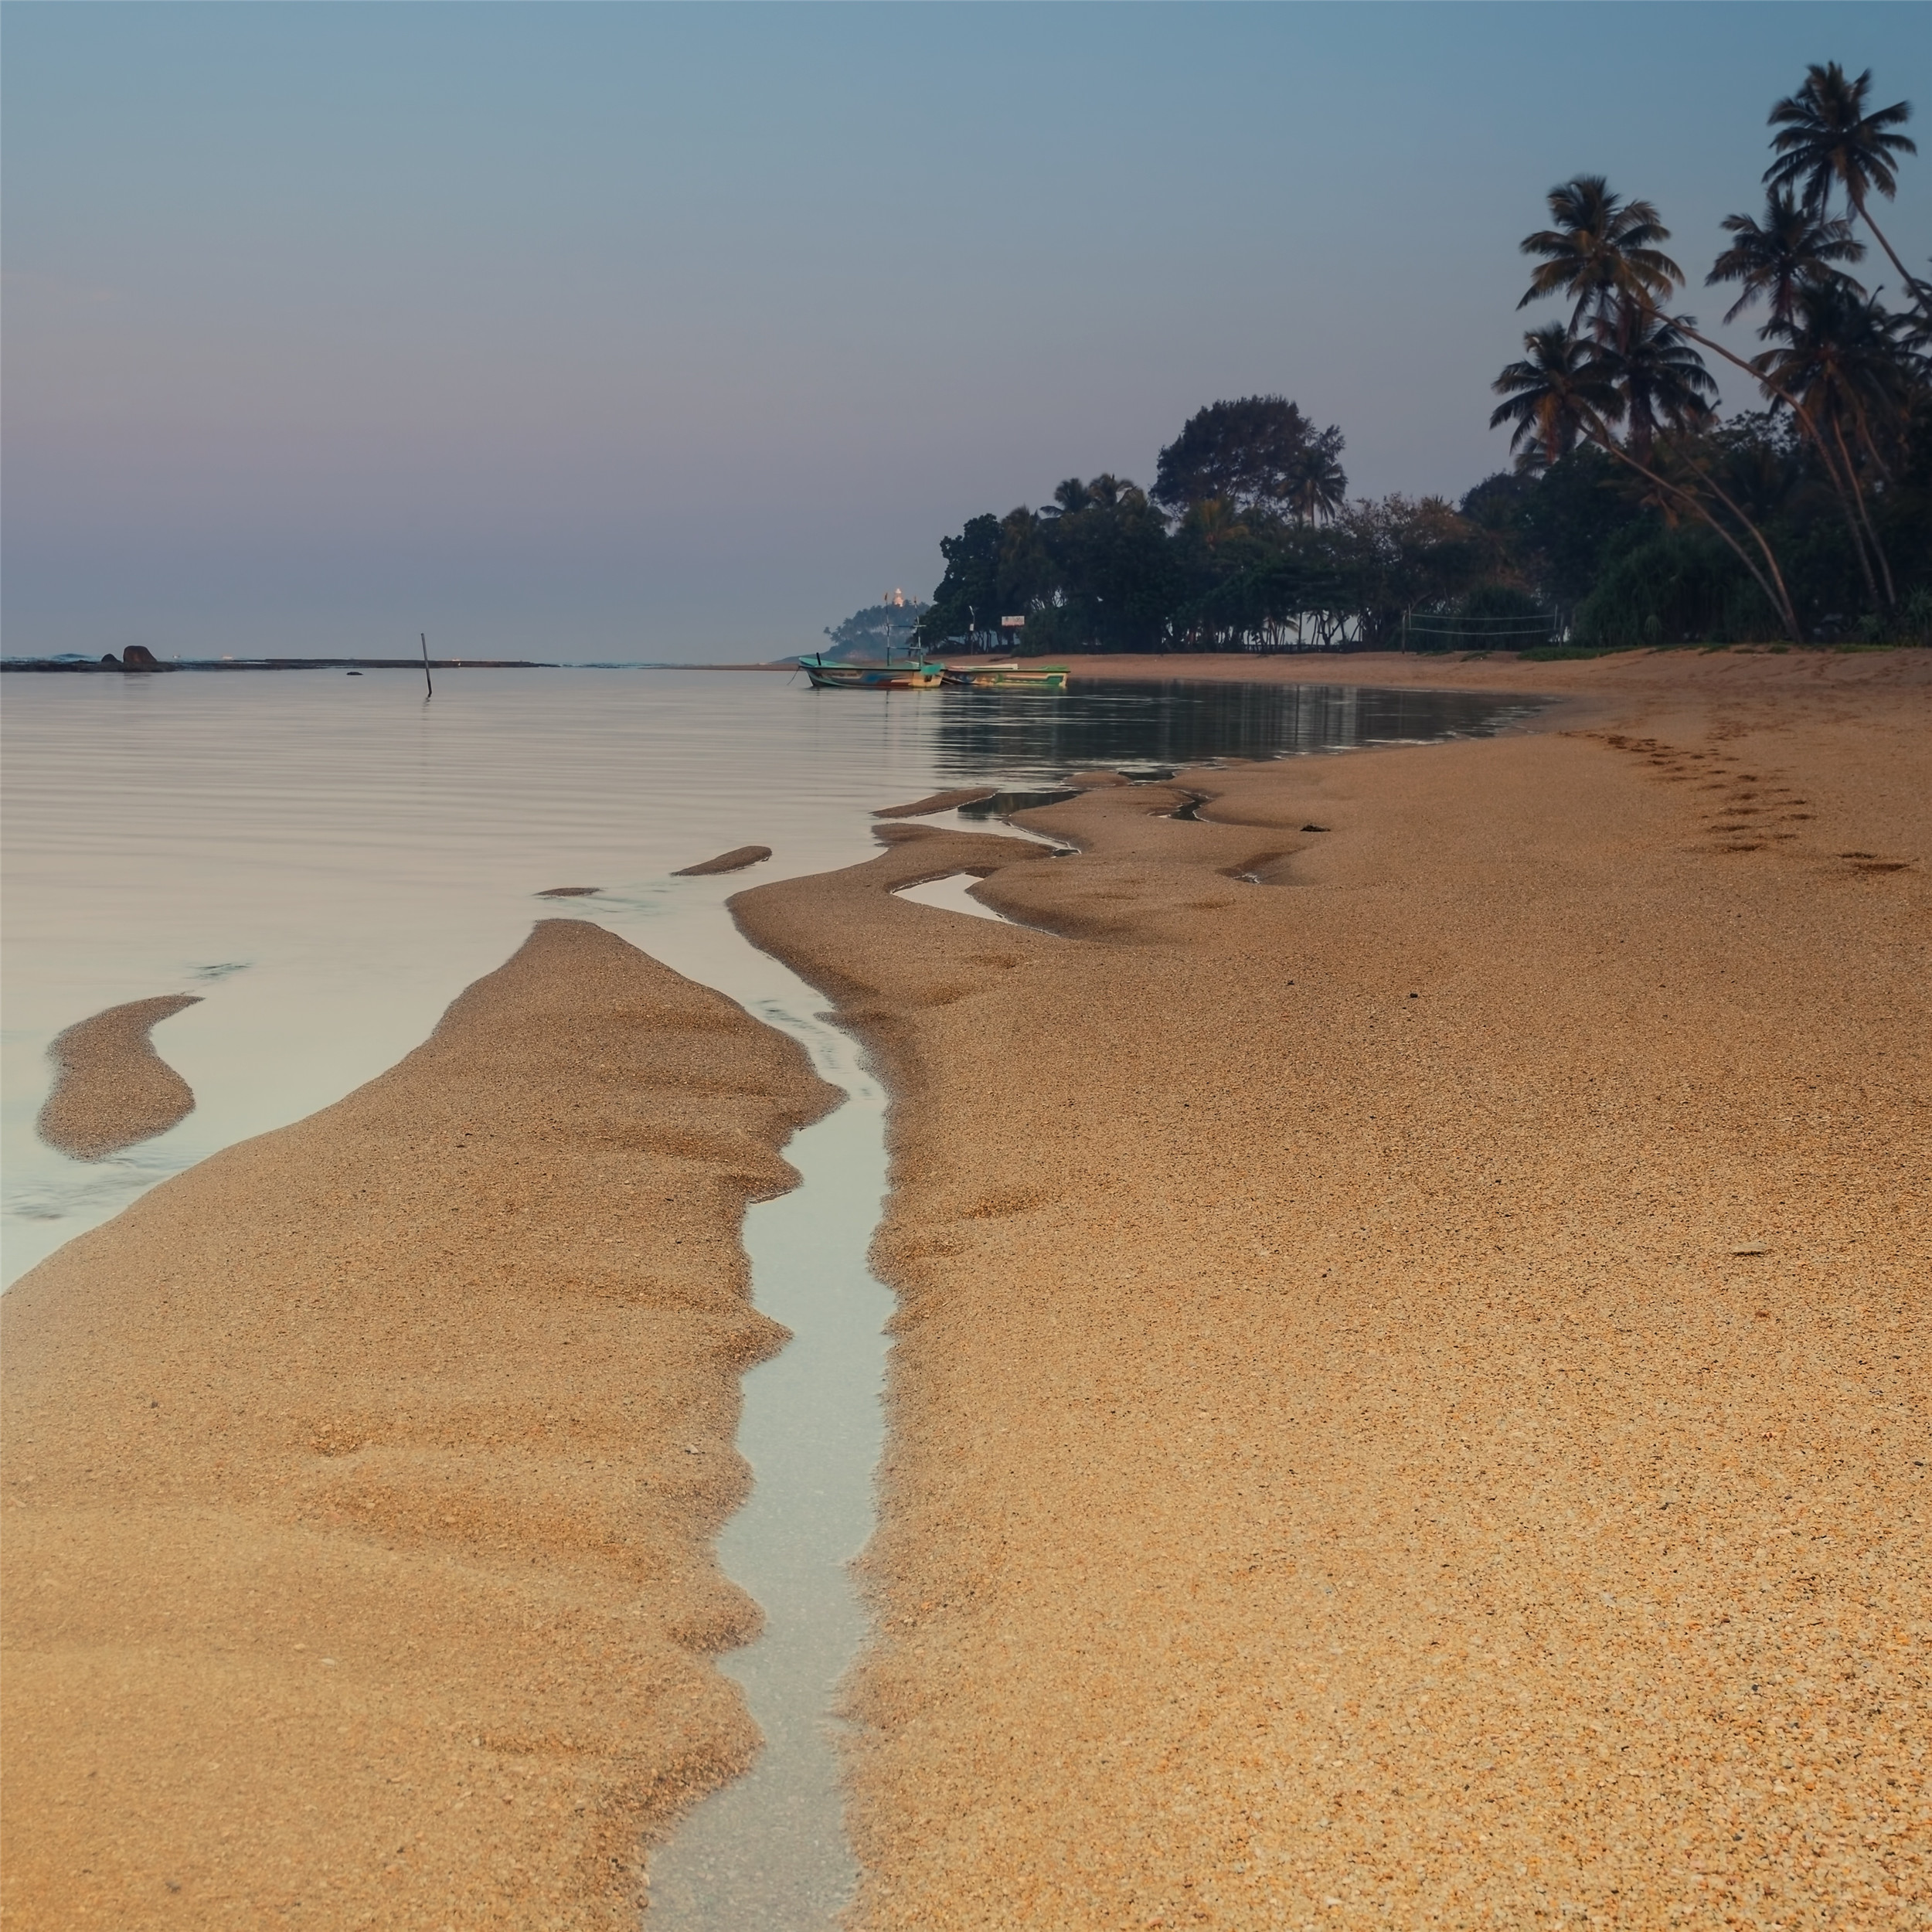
[733,650,1930,1929]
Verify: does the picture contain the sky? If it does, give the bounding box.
[4,3,1927,662]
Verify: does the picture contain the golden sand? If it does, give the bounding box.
[36,993,203,1159]
[1,920,834,1928]
[731,649,1930,1929]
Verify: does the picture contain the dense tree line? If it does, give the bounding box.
[916,63,1928,655]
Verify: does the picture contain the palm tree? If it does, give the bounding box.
[1518,176,1683,333]
[1755,279,1917,604]
[1764,63,1920,299]
[1490,322,1623,466]
[1492,325,1800,639]
[1605,309,1718,459]
[1287,440,1348,525]
[1707,189,1866,329]
[1516,174,1903,611]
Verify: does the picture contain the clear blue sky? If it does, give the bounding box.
[5,2,1926,661]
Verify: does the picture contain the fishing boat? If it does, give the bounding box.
[940,660,1070,692]
[798,651,947,690]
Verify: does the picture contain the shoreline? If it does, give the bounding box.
[731,649,1929,1927]
[3,651,1925,1923]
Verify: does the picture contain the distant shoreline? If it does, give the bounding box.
[0,655,555,673]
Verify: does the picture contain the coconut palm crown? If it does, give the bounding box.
[1489,324,1624,469]
[1518,176,1685,332]
[1605,310,1719,459]
[1707,189,1866,331]
[1764,63,1920,294]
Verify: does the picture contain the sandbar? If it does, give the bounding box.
[36,993,203,1159]
[1,919,835,1927]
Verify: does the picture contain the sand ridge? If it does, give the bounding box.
[36,993,203,1159]
[1,919,837,1928]
[732,652,1929,1930]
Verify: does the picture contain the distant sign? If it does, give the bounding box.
[1000,614,1026,628]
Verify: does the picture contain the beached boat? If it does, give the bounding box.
[940,660,1070,692]
[798,652,947,690]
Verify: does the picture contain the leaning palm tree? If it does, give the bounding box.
[1707,189,1866,329]
[1488,323,1624,468]
[1492,325,1800,639]
[1607,308,1719,460]
[1518,176,1683,334]
[1765,63,1920,300]
[1518,175,1899,607]
[1755,278,1917,604]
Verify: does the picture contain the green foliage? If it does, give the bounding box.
[1151,397,1347,522]
[1573,529,1780,646]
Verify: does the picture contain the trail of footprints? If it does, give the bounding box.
[1594,732,1913,874]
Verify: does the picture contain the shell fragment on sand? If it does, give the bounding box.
[36,994,203,1160]
[673,845,774,876]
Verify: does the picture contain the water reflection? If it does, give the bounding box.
[925,678,1536,777]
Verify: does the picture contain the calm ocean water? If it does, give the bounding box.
[0,663,1538,1926]
[1,666,1533,1283]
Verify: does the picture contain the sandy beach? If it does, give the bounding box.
[1,920,835,1927]
[731,648,1930,1928]
[3,648,1926,1928]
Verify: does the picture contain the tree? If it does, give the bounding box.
[1604,308,1718,460]
[1517,176,1683,332]
[1491,321,1801,639]
[916,513,1003,644]
[1151,396,1347,520]
[1707,189,1865,330]
[1489,323,1624,468]
[1287,432,1349,523]
[1754,277,1918,604]
[1764,63,1922,304]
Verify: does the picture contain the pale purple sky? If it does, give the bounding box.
[5,3,1925,661]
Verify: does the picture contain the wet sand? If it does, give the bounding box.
[1,920,835,1927]
[673,845,775,877]
[732,648,1929,1929]
[36,993,202,1158]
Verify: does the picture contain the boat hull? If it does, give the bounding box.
[801,658,946,690]
[940,662,1070,692]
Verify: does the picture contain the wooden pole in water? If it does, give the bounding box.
[420,632,433,699]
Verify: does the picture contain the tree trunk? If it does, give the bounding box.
[1850,195,1928,313]
[1668,311,1886,599]
[1589,430,1802,641]
[1831,413,1898,609]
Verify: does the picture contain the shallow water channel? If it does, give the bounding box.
[0,665,1539,1923]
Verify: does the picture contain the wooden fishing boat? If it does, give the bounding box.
[798,652,947,690]
[940,660,1070,692]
